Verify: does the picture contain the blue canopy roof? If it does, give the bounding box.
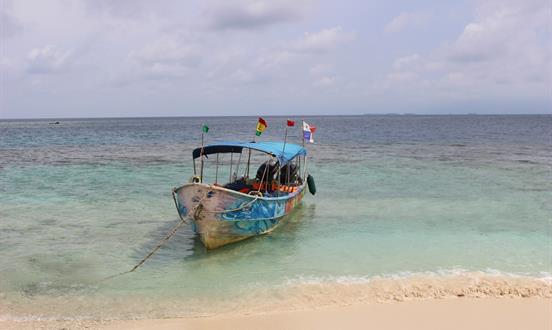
[193,141,306,166]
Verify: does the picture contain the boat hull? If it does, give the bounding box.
[172,183,305,249]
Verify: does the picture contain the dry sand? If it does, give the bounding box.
[2,298,551,330]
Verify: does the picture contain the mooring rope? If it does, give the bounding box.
[201,194,260,214]
[100,215,191,281]
[101,190,260,281]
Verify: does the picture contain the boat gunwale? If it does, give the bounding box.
[173,181,306,202]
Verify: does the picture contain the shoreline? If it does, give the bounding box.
[1,273,551,323]
[2,297,551,330]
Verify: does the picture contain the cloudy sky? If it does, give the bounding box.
[1,0,550,118]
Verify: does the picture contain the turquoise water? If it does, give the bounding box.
[1,115,551,318]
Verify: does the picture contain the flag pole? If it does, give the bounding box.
[247,117,266,179]
[300,119,305,181]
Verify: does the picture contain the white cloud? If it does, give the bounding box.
[387,71,416,83]
[0,57,14,71]
[0,0,23,39]
[444,72,467,86]
[384,11,429,33]
[26,45,73,74]
[393,54,420,70]
[444,1,550,66]
[252,50,295,71]
[131,37,201,67]
[128,37,202,79]
[309,63,332,75]
[443,0,551,83]
[309,63,336,87]
[386,0,551,100]
[211,48,297,86]
[202,27,352,87]
[291,26,355,53]
[205,0,312,30]
[313,75,335,87]
[3,0,549,117]
[82,0,153,18]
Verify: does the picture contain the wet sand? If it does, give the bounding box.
[3,298,551,330]
[2,274,551,329]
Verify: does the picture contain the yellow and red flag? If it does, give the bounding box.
[256,117,267,136]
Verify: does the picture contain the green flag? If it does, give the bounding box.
[202,124,209,133]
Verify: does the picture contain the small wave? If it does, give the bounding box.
[1,270,551,322]
[216,269,552,317]
[281,268,552,286]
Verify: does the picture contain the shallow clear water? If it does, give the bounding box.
[1,115,551,318]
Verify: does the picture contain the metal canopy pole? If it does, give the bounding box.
[199,132,205,182]
[229,152,233,182]
[299,119,304,180]
[215,153,219,183]
[245,148,252,178]
[236,150,243,178]
[246,135,255,179]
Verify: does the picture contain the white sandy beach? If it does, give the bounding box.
[3,298,551,330]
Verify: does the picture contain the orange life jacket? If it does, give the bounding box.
[251,182,297,193]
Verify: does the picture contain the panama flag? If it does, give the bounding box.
[302,121,316,143]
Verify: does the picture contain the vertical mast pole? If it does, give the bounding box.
[278,124,289,188]
[282,126,288,154]
[302,121,307,179]
[299,120,304,180]
[229,152,233,182]
[282,122,290,186]
[301,120,305,149]
[199,131,205,182]
[215,153,219,184]
[246,134,254,179]
[235,150,243,179]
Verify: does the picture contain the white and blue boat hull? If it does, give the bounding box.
[173,183,305,249]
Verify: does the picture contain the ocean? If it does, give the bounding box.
[1,115,551,319]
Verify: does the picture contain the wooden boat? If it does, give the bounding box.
[172,141,314,249]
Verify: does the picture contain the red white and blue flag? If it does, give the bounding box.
[302,121,316,143]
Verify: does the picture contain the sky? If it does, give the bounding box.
[0,0,551,118]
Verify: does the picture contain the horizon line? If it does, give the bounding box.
[2,113,552,120]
